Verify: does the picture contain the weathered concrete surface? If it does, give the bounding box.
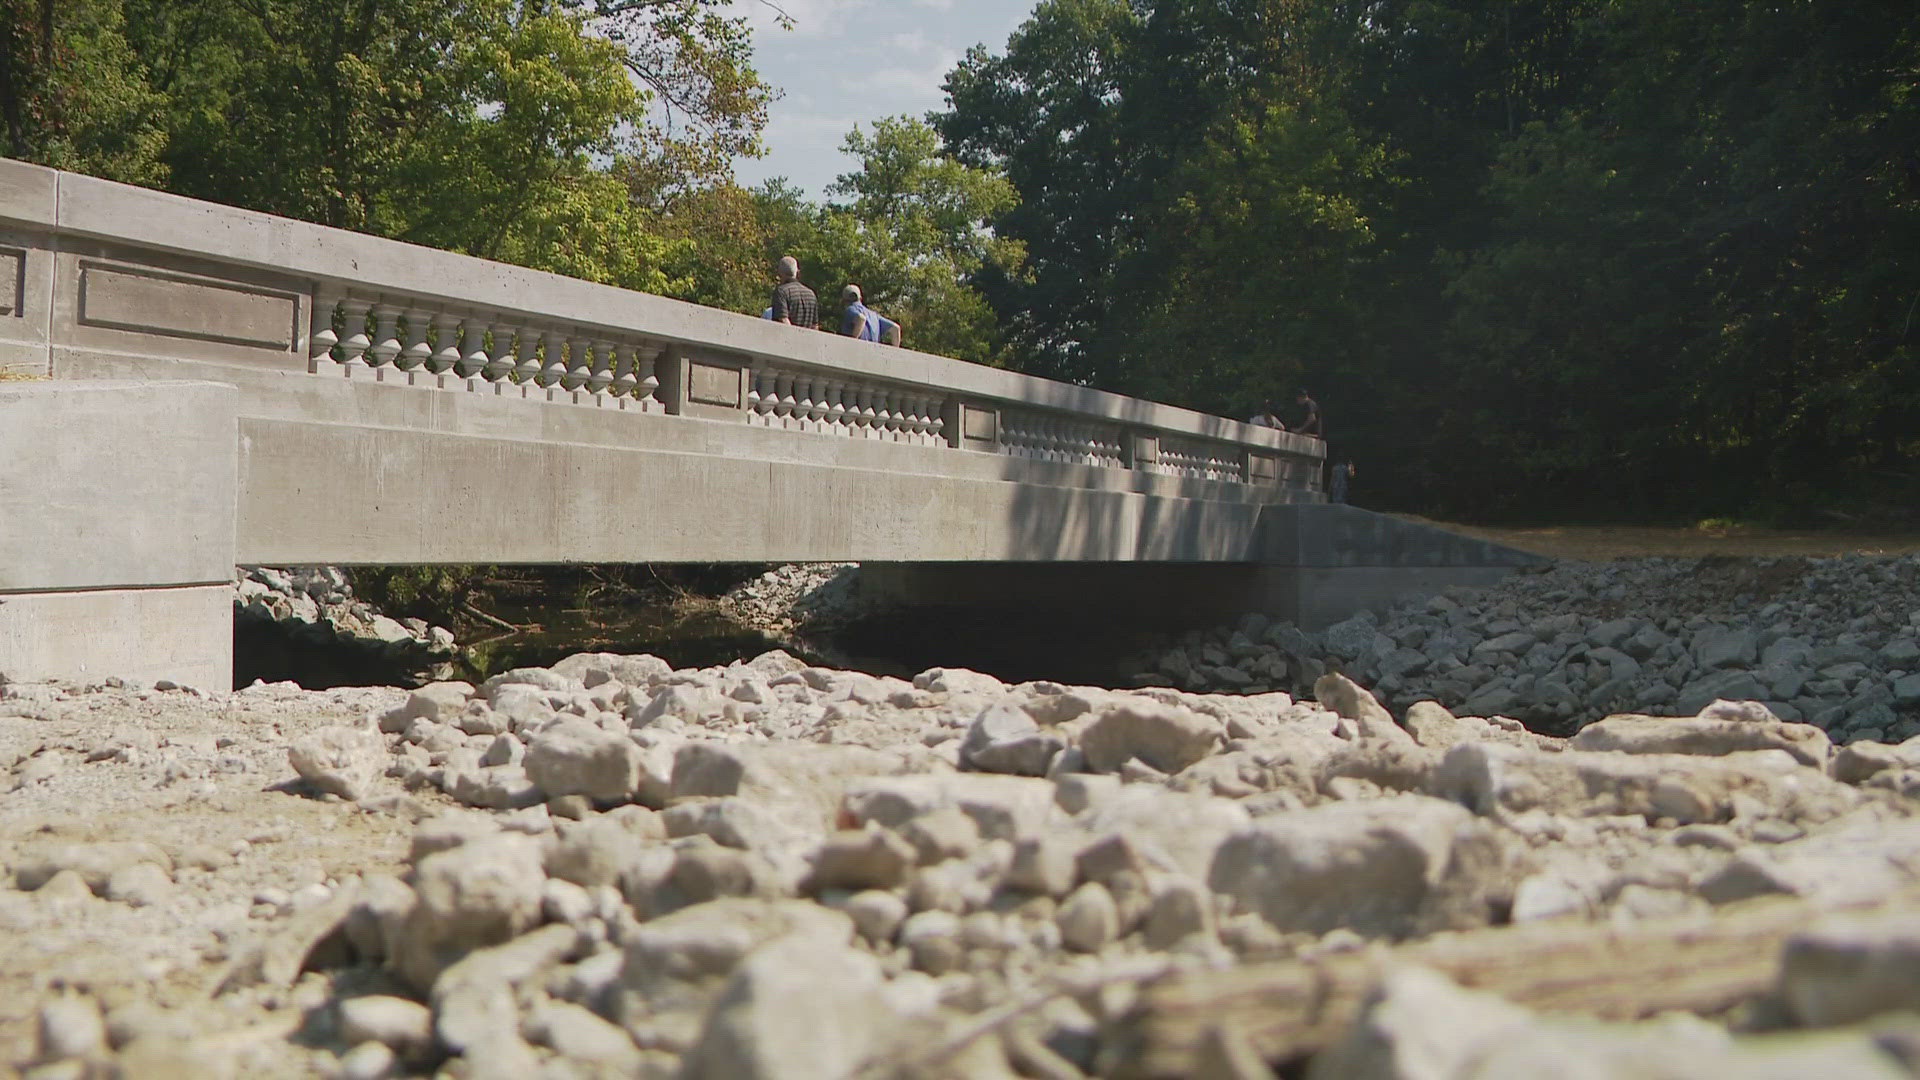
[0,380,237,592]
[0,379,236,687]
[860,508,1541,631]
[0,584,231,689]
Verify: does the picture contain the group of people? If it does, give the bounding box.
[1249,389,1322,438]
[1251,391,1352,503]
[761,257,1355,502]
[763,256,901,345]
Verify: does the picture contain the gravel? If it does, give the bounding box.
[9,554,1920,1075]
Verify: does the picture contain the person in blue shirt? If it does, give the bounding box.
[838,285,901,345]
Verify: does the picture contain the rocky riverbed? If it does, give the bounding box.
[1128,554,1920,740]
[235,568,459,689]
[8,556,1920,1077]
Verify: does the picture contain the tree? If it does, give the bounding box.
[822,116,1026,363]
[0,0,167,183]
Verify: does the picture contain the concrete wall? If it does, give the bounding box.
[0,380,236,688]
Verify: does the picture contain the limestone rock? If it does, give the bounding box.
[1433,741,1855,825]
[1078,699,1225,774]
[962,703,1065,776]
[1777,912,1920,1026]
[524,718,646,804]
[1209,795,1509,939]
[337,996,434,1061]
[805,826,918,892]
[1305,966,1532,1080]
[288,725,387,800]
[681,933,890,1080]
[37,995,107,1063]
[1057,882,1120,952]
[395,834,548,990]
[1569,712,1831,768]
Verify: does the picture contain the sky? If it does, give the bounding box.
[726,0,1039,197]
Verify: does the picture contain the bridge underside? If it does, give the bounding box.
[0,378,1535,689]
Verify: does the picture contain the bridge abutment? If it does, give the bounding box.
[0,380,237,689]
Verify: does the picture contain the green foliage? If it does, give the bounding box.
[661,117,1026,365]
[0,0,168,183]
[13,0,771,298]
[940,0,1920,522]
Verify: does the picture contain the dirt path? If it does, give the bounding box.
[1392,515,1920,562]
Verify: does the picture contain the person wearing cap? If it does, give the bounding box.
[769,256,819,329]
[838,284,902,346]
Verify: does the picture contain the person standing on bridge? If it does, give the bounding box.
[769,256,819,330]
[1294,389,1323,439]
[839,285,902,346]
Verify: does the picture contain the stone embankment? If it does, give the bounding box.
[717,563,868,638]
[1130,554,1920,740]
[9,639,1920,1076]
[235,567,457,675]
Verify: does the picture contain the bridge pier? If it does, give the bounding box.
[0,380,237,689]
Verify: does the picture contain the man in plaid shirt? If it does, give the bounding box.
[769,256,819,330]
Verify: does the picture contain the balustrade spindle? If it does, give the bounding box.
[307,286,342,373]
[456,317,489,380]
[512,327,542,385]
[538,329,567,389]
[636,346,661,408]
[805,377,830,426]
[773,372,795,422]
[784,376,805,427]
[336,297,373,376]
[820,381,844,434]
[397,308,431,376]
[564,332,592,392]
[428,312,461,378]
[587,339,615,398]
[745,364,765,418]
[367,302,402,374]
[612,344,638,399]
[483,323,518,384]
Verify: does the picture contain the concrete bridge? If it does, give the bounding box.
[0,158,1534,689]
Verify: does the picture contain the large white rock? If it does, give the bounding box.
[1432,742,1856,825]
[1570,712,1830,768]
[841,773,1060,842]
[288,725,387,801]
[394,834,548,991]
[680,933,891,1080]
[1778,912,1920,1026]
[524,718,645,803]
[1306,965,1533,1080]
[1209,795,1508,938]
[1078,699,1224,774]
